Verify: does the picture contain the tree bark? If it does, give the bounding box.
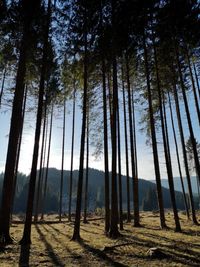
[72,22,88,240]
[143,33,166,229]
[59,99,66,222]
[0,0,40,243]
[68,83,76,221]
[168,92,190,219]
[83,114,89,224]
[125,55,140,227]
[40,104,54,220]
[152,36,181,232]
[174,43,200,193]
[122,66,131,222]
[20,0,51,245]
[172,80,197,224]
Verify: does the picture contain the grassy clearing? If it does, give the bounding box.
[1,211,200,266]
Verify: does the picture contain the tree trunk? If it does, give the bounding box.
[122,66,131,222]
[0,67,6,108]
[99,1,110,233]
[20,0,51,245]
[168,92,190,219]
[125,55,140,227]
[40,104,54,221]
[72,25,88,240]
[34,102,47,222]
[11,85,28,218]
[185,47,200,125]
[174,43,200,193]
[68,85,76,222]
[172,81,197,224]
[117,87,123,230]
[193,63,200,102]
[109,53,120,238]
[0,0,39,243]
[59,99,66,222]
[152,37,181,232]
[102,58,110,233]
[83,115,89,224]
[143,33,166,229]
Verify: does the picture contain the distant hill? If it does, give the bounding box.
[150,176,199,195]
[0,168,198,214]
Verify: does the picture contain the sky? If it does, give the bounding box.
[0,81,199,181]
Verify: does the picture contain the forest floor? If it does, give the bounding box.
[0,211,200,266]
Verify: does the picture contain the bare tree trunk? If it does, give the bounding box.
[125,55,140,227]
[59,99,66,222]
[72,24,88,240]
[152,37,181,232]
[99,1,110,233]
[117,88,123,230]
[102,58,110,233]
[20,0,51,245]
[172,81,197,224]
[122,66,131,222]
[143,33,166,229]
[83,115,89,224]
[193,63,200,102]
[34,102,47,222]
[168,92,190,219]
[109,53,120,238]
[11,85,28,219]
[40,104,54,221]
[185,48,200,125]
[174,43,200,193]
[0,67,6,109]
[131,88,138,189]
[0,0,40,243]
[68,85,76,221]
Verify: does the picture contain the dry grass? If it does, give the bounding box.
[1,211,200,266]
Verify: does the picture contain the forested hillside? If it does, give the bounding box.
[0,168,195,214]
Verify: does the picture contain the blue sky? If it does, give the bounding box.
[0,83,199,181]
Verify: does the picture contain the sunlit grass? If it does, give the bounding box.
[0,211,200,266]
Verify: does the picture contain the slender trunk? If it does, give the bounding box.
[162,96,181,231]
[122,66,131,222]
[168,92,190,218]
[152,37,181,231]
[125,55,140,227]
[68,86,76,221]
[83,115,89,223]
[72,26,88,240]
[131,88,138,185]
[174,43,200,192]
[143,33,166,229]
[59,99,66,222]
[20,0,51,244]
[100,1,110,232]
[102,59,110,233]
[34,103,47,222]
[0,1,35,242]
[40,104,54,220]
[0,67,7,108]
[11,85,28,218]
[185,48,200,125]
[172,81,197,224]
[117,94,123,230]
[109,53,120,238]
[193,63,200,102]
[109,1,119,238]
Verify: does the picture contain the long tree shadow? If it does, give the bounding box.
[35,225,65,266]
[78,239,128,267]
[119,233,200,266]
[19,244,30,267]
